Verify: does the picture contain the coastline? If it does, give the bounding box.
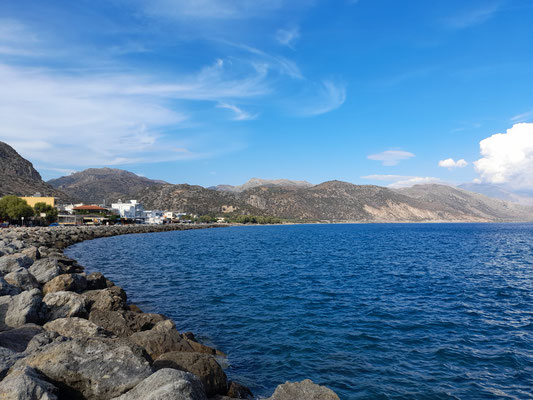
[0,224,340,400]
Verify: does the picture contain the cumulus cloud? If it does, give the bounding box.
[474,123,533,189]
[367,150,415,166]
[362,174,444,188]
[438,158,468,169]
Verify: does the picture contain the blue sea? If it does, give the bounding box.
[65,224,533,399]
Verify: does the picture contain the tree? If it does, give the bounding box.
[33,202,58,224]
[0,196,34,224]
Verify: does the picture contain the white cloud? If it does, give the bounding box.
[474,123,533,189]
[217,103,257,121]
[276,27,300,48]
[511,109,533,123]
[297,80,346,116]
[362,174,444,188]
[444,2,501,29]
[438,158,468,169]
[367,150,415,166]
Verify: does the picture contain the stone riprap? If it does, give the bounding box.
[0,225,340,399]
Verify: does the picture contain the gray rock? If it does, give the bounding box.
[0,253,34,274]
[0,366,58,400]
[20,337,153,399]
[0,276,21,296]
[83,286,127,312]
[43,291,88,321]
[42,273,87,294]
[0,289,45,329]
[89,309,165,337]
[4,267,40,291]
[21,246,41,261]
[112,368,207,400]
[0,346,24,380]
[0,323,44,352]
[267,379,340,400]
[44,317,111,339]
[28,258,63,285]
[154,352,227,396]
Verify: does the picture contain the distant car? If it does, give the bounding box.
[49,223,59,227]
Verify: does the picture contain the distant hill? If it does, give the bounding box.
[0,141,71,202]
[458,183,533,206]
[48,168,166,204]
[209,178,314,193]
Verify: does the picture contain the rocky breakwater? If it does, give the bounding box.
[0,225,340,400]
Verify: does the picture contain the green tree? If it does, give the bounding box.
[33,202,58,224]
[0,196,34,224]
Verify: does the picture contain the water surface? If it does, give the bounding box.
[66,223,533,399]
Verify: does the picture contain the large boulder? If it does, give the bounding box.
[154,352,227,396]
[43,273,87,294]
[43,291,88,321]
[226,381,254,399]
[0,366,58,400]
[128,320,196,360]
[83,286,127,312]
[0,253,34,274]
[20,337,153,399]
[112,368,207,400]
[21,246,41,261]
[29,258,64,285]
[89,309,166,337]
[0,276,21,296]
[44,317,112,339]
[4,267,40,291]
[0,323,44,352]
[0,346,24,380]
[267,379,340,400]
[0,289,45,329]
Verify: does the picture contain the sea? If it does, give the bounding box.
[65,223,533,399]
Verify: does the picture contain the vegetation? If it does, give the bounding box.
[0,196,34,224]
[224,215,283,224]
[33,202,58,224]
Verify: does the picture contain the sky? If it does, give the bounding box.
[1,0,533,190]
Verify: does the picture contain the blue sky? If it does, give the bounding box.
[1,0,533,189]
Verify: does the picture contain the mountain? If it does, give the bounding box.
[0,141,70,201]
[458,183,533,206]
[139,180,533,222]
[209,178,314,193]
[48,168,166,204]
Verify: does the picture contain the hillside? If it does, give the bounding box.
[458,183,533,206]
[209,178,313,192]
[48,168,166,204]
[0,141,71,201]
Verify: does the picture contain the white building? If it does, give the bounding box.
[111,200,144,220]
[144,210,165,224]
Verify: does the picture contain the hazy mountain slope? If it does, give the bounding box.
[458,183,533,206]
[0,141,71,201]
[397,184,533,222]
[210,178,313,192]
[48,168,166,204]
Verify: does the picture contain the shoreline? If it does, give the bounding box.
[0,224,340,400]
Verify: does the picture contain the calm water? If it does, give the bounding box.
[66,224,533,399]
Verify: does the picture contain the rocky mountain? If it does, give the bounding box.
[139,180,533,222]
[0,141,70,201]
[48,168,166,204]
[209,178,314,193]
[458,183,533,206]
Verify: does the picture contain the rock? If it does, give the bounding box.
[0,323,44,352]
[20,337,153,399]
[0,289,45,329]
[154,352,227,396]
[128,320,196,359]
[28,258,64,285]
[43,273,87,294]
[0,253,34,274]
[128,304,143,313]
[112,368,207,400]
[0,366,59,400]
[44,317,112,339]
[83,286,127,312]
[21,246,41,261]
[4,267,40,291]
[0,346,24,380]
[267,379,340,400]
[185,337,226,357]
[86,272,108,290]
[43,291,88,321]
[0,276,21,296]
[226,381,254,399]
[89,309,166,337]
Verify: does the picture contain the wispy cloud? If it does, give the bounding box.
[217,103,258,121]
[362,174,445,188]
[297,80,347,116]
[443,2,502,30]
[276,27,300,48]
[367,150,415,166]
[511,109,533,123]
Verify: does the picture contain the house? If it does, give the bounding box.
[111,200,144,220]
[144,210,165,224]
